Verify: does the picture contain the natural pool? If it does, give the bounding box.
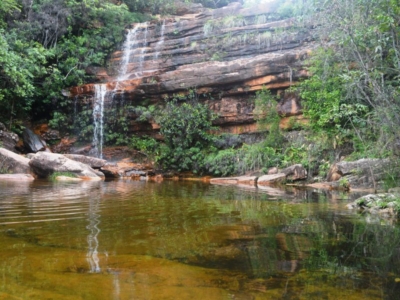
[0,179,399,299]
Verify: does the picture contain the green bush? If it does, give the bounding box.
[155,94,216,173]
[204,148,238,176]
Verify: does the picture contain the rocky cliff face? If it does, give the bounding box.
[70,1,315,138]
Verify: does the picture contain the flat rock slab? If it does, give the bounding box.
[0,148,31,174]
[0,174,35,181]
[210,176,257,185]
[257,173,286,186]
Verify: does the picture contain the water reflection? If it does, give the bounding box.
[0,180,399,299]
[87,194,102,273]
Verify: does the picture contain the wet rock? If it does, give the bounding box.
[0,147,31,174]
[22,128,49,153]
[63,154,107,169]
[0,174,35,181]
[29,152,104,180]
[0,122,19,152]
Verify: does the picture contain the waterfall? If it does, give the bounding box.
[137,22,149,77]
[116,22,149,82]
[117,24,140,81]
[92,84,107,159]
[154,20,166,60]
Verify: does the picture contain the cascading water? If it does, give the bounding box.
[92,84,107,158]
[154,20,166,60]
[91,22,152,158]
[137,22,149,77]
[117,24,141,82]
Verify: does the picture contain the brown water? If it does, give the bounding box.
[0,179,399,300]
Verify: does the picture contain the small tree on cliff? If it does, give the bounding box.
[156,94,217,173]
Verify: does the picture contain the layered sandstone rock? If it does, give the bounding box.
[70,1,315,136]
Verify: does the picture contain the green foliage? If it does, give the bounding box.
[156,93,217,173]
[297,0,400,158]
[49,171,77,181]
[130,135,159,160]
[204,142,283,176]
[0,0,141,130]
[254,88,285,148]
[204,148,238,176]
[0,0,19,28]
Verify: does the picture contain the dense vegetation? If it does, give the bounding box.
[0,0,237,133]
[1,0,400,178]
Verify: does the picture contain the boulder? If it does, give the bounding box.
[0,148,31,174]
[281,164,307,181]
[0,174,35,181]
[0,122,19,152]
[327,158,392,190]
[29,152,104,180]
[22,128,48,153]
[257,173,286,186]
[63,154,107,169]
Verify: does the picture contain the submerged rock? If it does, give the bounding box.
[347,193,400,218]
[29,152,104,180]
